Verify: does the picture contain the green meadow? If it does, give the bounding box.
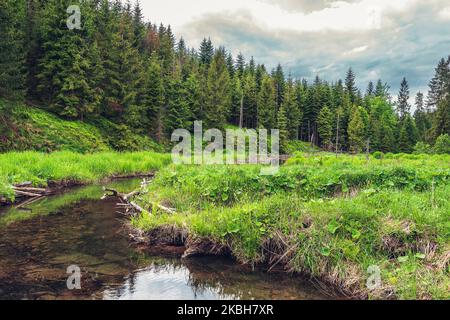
[131,153,450,299]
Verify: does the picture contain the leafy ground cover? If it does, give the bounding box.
[132,153,450,299]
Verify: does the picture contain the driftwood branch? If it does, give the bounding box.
[102,187,176,215]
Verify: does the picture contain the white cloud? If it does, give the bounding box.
[139,0,414,37]
[344,45,369,56]
[439,6,450,19]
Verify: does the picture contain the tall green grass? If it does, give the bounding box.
[0,151,172,201]
[132,153,450,299]
[140,154,450,212]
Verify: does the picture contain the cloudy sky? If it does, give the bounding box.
[139,0,450,100]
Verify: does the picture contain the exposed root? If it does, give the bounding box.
[131,225,394,300]
[183,237,231,259]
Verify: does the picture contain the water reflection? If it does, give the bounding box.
[0,179,329,300]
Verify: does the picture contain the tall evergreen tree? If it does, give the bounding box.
[345,68,357,103]
[283,76,301,139]
[144,54,165,140]
[272,64,285,110]
[235,53,246,79]
[257,75,276,129]
[413,92,431,142]
[317,106,334,149]
[431,96,450,138]
[0,0,27,99]
[375,79,390,100]
[199,37,214,66]
[204,48,231,129]
[348,106,368,153]
[277,105,289,153]
[165,66,191,135]
[396,77,410,120]
[37,0,102,120]
[427,57,450,110]
[398,114,418,153]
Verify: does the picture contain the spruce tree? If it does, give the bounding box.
[199,38,214,66]
[0,0,26,99]
[375,79,390,100]
[431,96,450,138]
[366,81,374,97]
[204,48,231,129]
[345,68,357,103]
[243,72,258,128]
[413,92,431,142]
[397,77,410,120]
[144,54,165,140]
[398,114,418,153]
[427,57,450,110]
[283,76,301,139]
[37,0,102,120]
[184,70,202,122]
[317,106,334,149]
[235,53,246,79]
[165,66,191,135]
[272,64,285,110]
[277,105,289,153]
[257,74,276,129]
[348,106,367,153]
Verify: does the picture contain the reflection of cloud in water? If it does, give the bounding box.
[103,263,237,300]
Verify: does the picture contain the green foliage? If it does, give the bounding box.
[413,142,432,154]
[433,134,450,154]
[398,115,419,153]
[257,75,276,129]
[204,48,231,129]
[2,0,446,154]
[0,151,171,200]
[372,151,384,159]
[0,100,163,153]
[0,0,26,99]
[317,106,334,149]
[133,158,450,299]
[277,106,289,153]
[348,106,368,153]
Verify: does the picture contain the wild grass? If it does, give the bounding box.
[132,153,450,299]
[0,100,163,153]
[0,151,171,201]
[139,153,450,212]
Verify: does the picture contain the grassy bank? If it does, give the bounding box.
[131,154,450,300]
[0,100,162,153]
[0,151,172,202]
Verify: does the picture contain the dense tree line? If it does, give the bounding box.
[0,0,449,153]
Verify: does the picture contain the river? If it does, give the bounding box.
[0,179,330,300]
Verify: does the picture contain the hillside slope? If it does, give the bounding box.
[0,100,162,153]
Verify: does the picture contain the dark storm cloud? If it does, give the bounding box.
[183,0,450,97]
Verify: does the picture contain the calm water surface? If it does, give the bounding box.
[0,179,330,300]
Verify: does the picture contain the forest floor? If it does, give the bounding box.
[130,153,450,300]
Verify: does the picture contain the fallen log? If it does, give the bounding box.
[12,186,47,193]
[102,187,176,215]
[14,190,43,198]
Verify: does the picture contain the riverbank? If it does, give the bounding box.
[129,154,450,300]
[0,151,172,204]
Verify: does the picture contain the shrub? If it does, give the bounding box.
[413,141,432,154]
[372,151,384,159]
[433,134,450,154]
